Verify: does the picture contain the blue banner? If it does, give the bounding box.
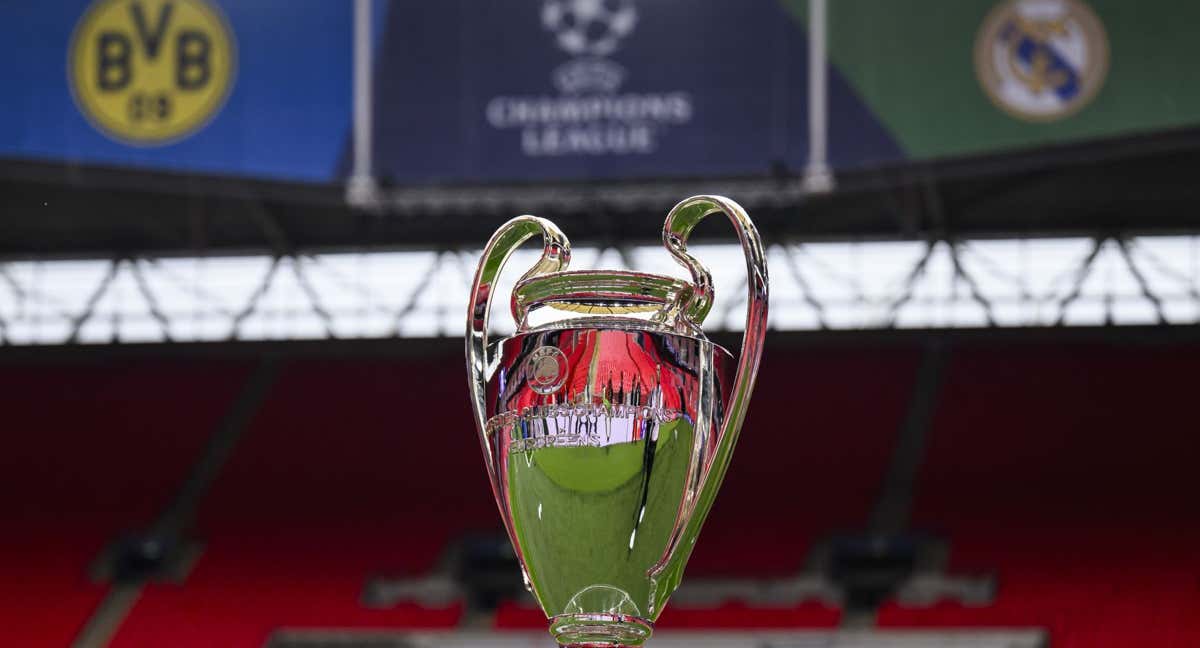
[0,0,354,182]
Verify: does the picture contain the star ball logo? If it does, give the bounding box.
[485,0,693,157]
[975,0,1108,122]
[541,0,637,58]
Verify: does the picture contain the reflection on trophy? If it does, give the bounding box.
[466,196,768,647]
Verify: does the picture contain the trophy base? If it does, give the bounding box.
[550,613,654,647]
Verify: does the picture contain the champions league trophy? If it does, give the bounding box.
[466,196,768,647]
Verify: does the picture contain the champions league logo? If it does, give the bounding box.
[542,0,637,58]
[485,0,693,157]
[975,0,1109,122]
[542,0,635,94]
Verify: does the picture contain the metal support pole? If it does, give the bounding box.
[801,0,835,194]
[347,0,380,208]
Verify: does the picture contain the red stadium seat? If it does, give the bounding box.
[492,600,547,630]
[658,601,841,629]
[0,358,251,648]
[686,345,920,578]
[879,344,1200,646]
[113,357,496,647]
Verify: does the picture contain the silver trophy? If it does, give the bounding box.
[466,196,768,647]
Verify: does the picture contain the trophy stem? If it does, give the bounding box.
[550,613,654,648]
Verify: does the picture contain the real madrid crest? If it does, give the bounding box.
[975,0,1108,122]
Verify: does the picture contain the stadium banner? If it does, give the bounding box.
[364,0,897,183]
[0,0,357,182]
[1,0,1198,184]
[807,0,1200,162]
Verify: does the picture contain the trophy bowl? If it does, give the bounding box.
[466,196,768,647]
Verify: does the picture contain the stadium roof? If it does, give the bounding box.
[2,128,1199,259]
[0,234,1196,346]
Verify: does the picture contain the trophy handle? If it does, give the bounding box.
[650,195,768,593]
[466,216,571,480]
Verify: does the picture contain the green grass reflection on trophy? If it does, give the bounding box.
[507,418,699,630]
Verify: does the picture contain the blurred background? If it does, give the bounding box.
[2,0,1198,646]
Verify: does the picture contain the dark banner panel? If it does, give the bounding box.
[364,0,898,183]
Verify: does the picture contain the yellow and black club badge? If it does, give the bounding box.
[69,0,236,146]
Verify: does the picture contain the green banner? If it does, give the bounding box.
[786,0,1200,161]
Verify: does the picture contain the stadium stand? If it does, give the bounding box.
[879,342,1200,647]
[104,344,915,643]
[110,356,491,647]
[0,357,251,648]
[684,344,920,580]
[9,338,1199,645]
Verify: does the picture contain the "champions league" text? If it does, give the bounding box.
[486,92,693,156]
